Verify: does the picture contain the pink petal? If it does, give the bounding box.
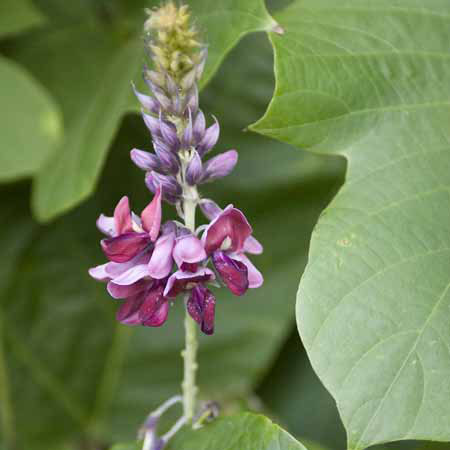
[104,252,151,278]
[173,234,206,269]
[88,263,111,281]
[111,264,150,285]
[233,253,263,288]
[114,196,133,235]
[203,205,252,255]
[96,214,115,237]
[147,232,175,279]
[244,236,263,255]
[141,186,162,241]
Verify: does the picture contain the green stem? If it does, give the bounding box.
[181,196,198,423]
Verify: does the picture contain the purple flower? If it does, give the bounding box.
[187,284,215,335]
[164,267,215,298]
[185,151,203,186]
[89,190,174,328]
[202,205,263,296]
[172,232,207,272]
[196,117,219,156]
[201,150,238,183]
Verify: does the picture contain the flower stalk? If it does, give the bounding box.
[88,2,264,447]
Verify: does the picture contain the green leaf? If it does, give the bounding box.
[10,0,276,222]
[0,34,343,450]
[251,1,450,449]
[192,0,278,87]
[111,413,307,450]
[0,0,45,39]
[30,30,143,222]
[0,56,62,181]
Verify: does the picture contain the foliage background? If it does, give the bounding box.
[0,1,449,450]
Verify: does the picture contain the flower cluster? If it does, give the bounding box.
[89,1,263,335]
[89,193,262,334]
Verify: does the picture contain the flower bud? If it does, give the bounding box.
[185,151,202,185]
[165,74,178,97]
[146,70,166,88]
[182,109,193,147]
[181,67,197,91]
[153,141,180,174]
[197,117,219,156]
[201,150,238,182]
[132,83,160,114]
[199,199,222,221]
[142,112,161,139]
[184,85,198,115]
[159,116,180,151]
[148,82,172,111]
[195,49,208,81]
[193,110,205,143]
[130,149,161,172]
[150,171,182,197]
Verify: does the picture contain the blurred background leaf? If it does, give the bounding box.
[0,0,45,39]
[0,55,62,182]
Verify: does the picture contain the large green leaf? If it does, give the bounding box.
[10,0,276,222]
[111,413,307,450]
[0,34,343,449]
[0,56,62,181]
[0,0,45,39]
[252,1,450,449]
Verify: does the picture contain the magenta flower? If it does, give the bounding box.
[202,204,263,296]
[89,189,175,327]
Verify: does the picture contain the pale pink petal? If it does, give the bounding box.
[244,236,263,255]
[147,232,175,279]
[88,263,111,281]
[173,234,206,269]
[96,214,115,237]
[112,264,150,285]
[104,251,151,278]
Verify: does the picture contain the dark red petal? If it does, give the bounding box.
[116,293,146,325]
[187,285,216,335]
[101,233,150,263]
[204,207,252,254]
[139,284,169,327]
[212,251,248,296]
[180,262,198,273]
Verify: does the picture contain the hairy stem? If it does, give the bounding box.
[181,195,198,423]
